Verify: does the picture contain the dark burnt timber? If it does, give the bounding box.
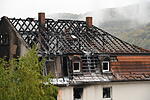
[0,16,29,59]
[0,14,150,84]
[5,17,149,56]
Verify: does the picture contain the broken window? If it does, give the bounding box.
[103,87,111,98]
[44,60,55,76]
[102,61,109,72]
[74,88,83,100]
[62,57,68,76]
[0,32,9,45]
[73,62,80,72]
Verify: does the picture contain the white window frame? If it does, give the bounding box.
[103,87,112,99]
[102,61,110,73]
[73,62,80,72]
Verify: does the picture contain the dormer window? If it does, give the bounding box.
[73,62,80,72]
[102,61,109,73]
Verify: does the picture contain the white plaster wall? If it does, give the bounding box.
[83,81,150,100]
[57,86,73,100]
[20,43,28,56]
[58,81,150,100]
[83,85,102,100]
[112,82,150,100]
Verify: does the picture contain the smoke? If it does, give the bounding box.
[47,13,81,20]
[47,1,150,29]
[79,1,150,28]
[115,2,150,24]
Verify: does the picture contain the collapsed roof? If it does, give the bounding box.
[0,14,149,55]
[0,13,150,84]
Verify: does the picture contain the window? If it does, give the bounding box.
[74,88,83,100]
[63,57,68,76]
[103,87,112,99]
[102,61,109,72]
[73,62,80,72]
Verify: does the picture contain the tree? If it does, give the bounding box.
[0,48,58,100]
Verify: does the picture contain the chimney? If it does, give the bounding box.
[38,12,45,28]
[86,17,93,28]
[38,13,45,51]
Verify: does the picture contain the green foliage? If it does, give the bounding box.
[0,48,58,100]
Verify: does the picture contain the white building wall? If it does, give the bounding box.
[83,85,102,100]
[57,86,73,100]
[58,81,150,100]
[20,43,28,56]
[112,81,150,100]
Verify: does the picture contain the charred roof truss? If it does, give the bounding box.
[7,17,149,55]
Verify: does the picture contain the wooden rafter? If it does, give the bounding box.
[6,17,150,55]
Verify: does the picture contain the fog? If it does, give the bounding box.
[1,0,150,18]
[46,1,150,29]
[1,0,150,28]
[83,1,150,26]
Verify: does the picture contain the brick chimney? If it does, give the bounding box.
[38,13,45,51]
[38,12,45,28]
[86,17,93,28]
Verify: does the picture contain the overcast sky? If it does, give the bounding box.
[0,0,150,18]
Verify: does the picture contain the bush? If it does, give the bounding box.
[0,48,58,100]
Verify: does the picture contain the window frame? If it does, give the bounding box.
[73,61,81,73]
[103,87,112,99]
[102,61,110,73]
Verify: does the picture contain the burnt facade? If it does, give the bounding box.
[0,13,150,100]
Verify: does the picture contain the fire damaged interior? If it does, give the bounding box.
[0,13,150,87]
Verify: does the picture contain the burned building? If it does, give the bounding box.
[0,13,150,100]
